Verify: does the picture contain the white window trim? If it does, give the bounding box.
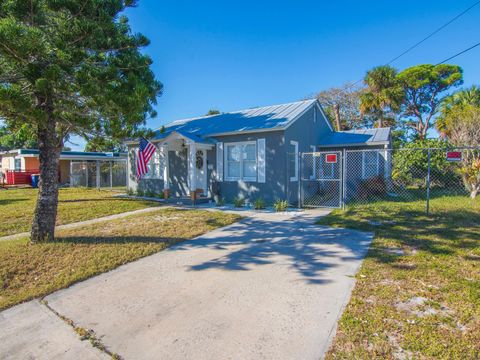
[224,141,257,182]
[362,151,380,179]
[143,150,162,180]
[310,146,316,180]
[290,140,298,182]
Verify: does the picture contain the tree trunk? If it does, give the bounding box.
[470,186,479,199]
[377,116,383,128]
[333,104,342,131]
[31,119,61,242]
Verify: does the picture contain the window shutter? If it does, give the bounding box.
[257,138,266,183]
[216,142,223,181]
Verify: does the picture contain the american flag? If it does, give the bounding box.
[136,137,157,180]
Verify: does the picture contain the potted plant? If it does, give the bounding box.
[163,188,170,199]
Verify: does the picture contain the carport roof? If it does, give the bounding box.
[1,149,127,160]
[318,127,391,147]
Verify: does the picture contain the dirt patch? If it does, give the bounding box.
[396,296,452,318]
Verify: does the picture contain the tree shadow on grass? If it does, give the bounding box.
[321,206,480,267]
[52,235,183,245]
[0,198,31,206]
[58,198,160,203]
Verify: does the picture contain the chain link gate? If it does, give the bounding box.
[300,151,343,208]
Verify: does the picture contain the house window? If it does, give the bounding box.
[144,151,162,179]
[362,151,379,179]
[14,158,22,171]
[225,142,257,181]
[321,160,335,179]
[289,141,298,181]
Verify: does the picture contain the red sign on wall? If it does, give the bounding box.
[325,153,338,164]
[446,151,462,162]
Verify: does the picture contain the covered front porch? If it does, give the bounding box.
[156,131,215,201]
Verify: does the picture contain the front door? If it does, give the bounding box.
[195,149,207,196]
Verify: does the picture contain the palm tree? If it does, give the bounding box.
[437,85,480,137]
[360,65,404,128]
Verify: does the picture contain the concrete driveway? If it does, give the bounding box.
[0,210,372,360]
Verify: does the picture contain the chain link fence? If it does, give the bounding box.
[70,160,126,189]
[300,147,480,214]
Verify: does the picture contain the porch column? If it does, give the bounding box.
[188,141,197,194]
[69,161,73,187]
[160,145,169,190]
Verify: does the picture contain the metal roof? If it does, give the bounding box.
[20,149,126,158]
[152,99,317,141]
[318,127,391,147]
[0,149,127,160]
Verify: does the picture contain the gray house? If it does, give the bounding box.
[126,99,391,206]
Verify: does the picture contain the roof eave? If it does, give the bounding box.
[318,141,390,148]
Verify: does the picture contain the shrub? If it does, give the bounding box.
[136,189,145,197]
[215,197,225,206]
[392,139,456,187]
[273,199,288,212]
[156,191,165,199]
[145,190,155,198]
[357,176,387,199]
[233,197,245,208]
[253,198,266,210]
[126,188,134,196]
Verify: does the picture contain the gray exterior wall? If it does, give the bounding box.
[168,150,188,197]
[212,130,286,205]
[284,104,334,205]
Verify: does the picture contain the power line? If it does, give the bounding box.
[328,1,480,96]
[436,41,480,65]
[386,0,480,65]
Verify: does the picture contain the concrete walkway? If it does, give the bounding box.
[0,210,372,360]
[0,206,164,242]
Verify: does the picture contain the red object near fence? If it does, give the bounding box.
[446,151,462,162]
[5,170,39,185]
[325,153,338,164]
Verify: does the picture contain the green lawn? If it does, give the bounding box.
[0,208,240,310]
[0,187,160,237]
[320,195,480,359]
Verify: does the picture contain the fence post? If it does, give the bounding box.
[96,160,100,189]
[109,161,113,189]
[426,148,431,215]
[342,149,346,210]
[297,152,302,208]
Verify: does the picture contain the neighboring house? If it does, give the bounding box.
[126,99,392,206]
[0,149,127,187]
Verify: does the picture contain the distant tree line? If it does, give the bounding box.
[316,63,466,142]
[315,63,480,198]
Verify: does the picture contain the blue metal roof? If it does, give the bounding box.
[15,149,127,158]
[319,128,391,147]
[153,99,317,141]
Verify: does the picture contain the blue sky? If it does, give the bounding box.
[69,0,480,149]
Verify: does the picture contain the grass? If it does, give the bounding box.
[0,187,160,237]
[0,207,240,310]
[319,195,480,359]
